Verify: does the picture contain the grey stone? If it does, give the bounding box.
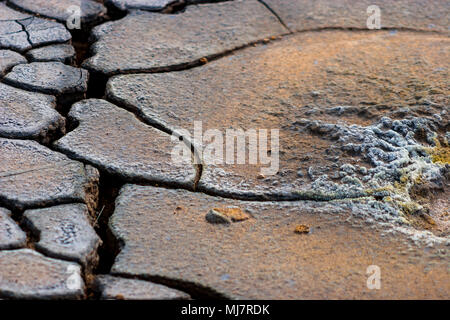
[109,185,450,299]
[106,31,448,200]
[26,44,76,64]
[205,209,232,224]
[105,0,227,12]
[0,249,84,299]
[0,83,65,143]
[94,275,191,300]
[8,0,106,24]
[0,4,71,51]
[0,138,99,211]
[0,50,26,76]
[4,62,88,97]
[23,204,102,268]
[0,207,26,250]
[83,0,287,75]
[54,99,197,188]
[263,0,450,33]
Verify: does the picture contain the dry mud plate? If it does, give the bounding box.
[0,0,448,300]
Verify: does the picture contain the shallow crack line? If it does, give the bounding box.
[102,95,203,190]
[0,163,74,180]
[258,0,291,31]
[15,17,34,47]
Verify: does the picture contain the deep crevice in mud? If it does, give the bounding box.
[73,170,124,300]
[90,171,123,276]
[8,209,38,250]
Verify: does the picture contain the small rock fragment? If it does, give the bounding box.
[206,207,250,224]
[294,224,310,234]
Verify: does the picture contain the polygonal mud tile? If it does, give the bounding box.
[4,62,88,106]
[26,44,76,64]
[263,0,450,33]
[105,0,226,12]
[0,249,84,299]
[8,0,106,24]
[106,31,449,200]
[83,0,288,75]
[4,62,88,96]
[108,185,450,299]
[0,207,26,250]
[0,4,71,52]
[20,17,72,48]
[0,83,65,143]
[0,50,26,76]
[93,275,191,300]
[23,204,102,268]
[54,99,197,188]
[0,138,99,211]
[0,21,29,51]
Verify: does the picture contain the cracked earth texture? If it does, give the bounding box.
[0,0,448,300]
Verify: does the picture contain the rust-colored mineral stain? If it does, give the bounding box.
[213,207,250,222]
[294,224,310,234]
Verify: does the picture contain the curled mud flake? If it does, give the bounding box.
[205,207,250,224]
[294,224,310,234]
